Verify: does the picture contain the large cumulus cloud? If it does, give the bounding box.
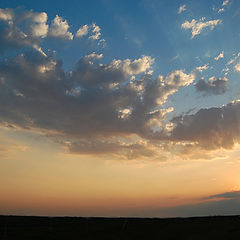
[0,46,196,158]
[0,8,51,54]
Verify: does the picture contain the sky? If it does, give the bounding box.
[0,0,240,218]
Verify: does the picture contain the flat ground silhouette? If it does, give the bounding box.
[0,215,240,239]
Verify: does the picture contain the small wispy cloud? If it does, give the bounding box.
[214,51,224,61]
[181,17,221,39]
[222,0,229,6]
[170,54,179,62]
[216,0,230,13]
[178,5,186,14]
[234,62,240,72]
[196,64,209,72]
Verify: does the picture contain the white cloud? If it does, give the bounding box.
[75,24,89,38]
[216,0,230,13]
[89,23,101,40]
[196,64,209,72]
[181,18,221,39]
[178,5,186,14]
[234,63,240,72]
[108,55,154,75]
[222,0,229,6]
[85,52,103,60]
[30,12,48,38]
[48,15,73,40]
[227,52,240,65]
[0,8,50,53]
[0,8,13,22]
[214,51,224,61]
[218,8,225,13]
[75,23,105,46]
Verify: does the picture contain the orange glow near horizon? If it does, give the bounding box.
[1,128,240,217]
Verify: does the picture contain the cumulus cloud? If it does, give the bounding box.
[214,51,224,61]
[0,8,106,54]
[29,12,48,38]
[0,8,48,53]
[0,8,13,22]
[75,24,89,38]
[181,17,221,38]
[168,100,240,150]
[89,23,101,40]
[194,77,228,95]
[75,23,105,46]
[75,23,102,40]
[48,15,73,40]
[178,5,186,14]
[0,47,196,158]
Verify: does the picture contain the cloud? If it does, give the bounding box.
[205,191,240,200]
[48,15,73,40]
[0,8,13,22]
[215,51,224,61]
[194,77,228,95]
[65,139,160,160]
[0,8,48,53]
[178,5,186,14]
[4,8,239,160]
[89,23,101,40]
[222,0,229,6]
[195,64,209,72]
[216,0,230,13]
[168,100,240,150]
[0,8,105,54]
[181,17,221,39]
[75,23,102,40]
[218,8,225,13]
[75,24,89,38]
[140,198,240,218]
[29,12,48,38]
[234,62,240,72]
[227,52,240,65]
[75,23,105,46]
[0,47,196,158]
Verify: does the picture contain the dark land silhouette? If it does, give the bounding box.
[1,215,240,239]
